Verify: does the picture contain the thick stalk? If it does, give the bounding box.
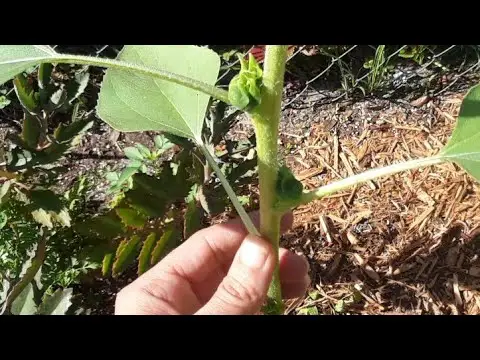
[275,155,446,212]
[251,46,288,315]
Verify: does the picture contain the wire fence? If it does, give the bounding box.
[209,44,480,110]
[277,45,480,109]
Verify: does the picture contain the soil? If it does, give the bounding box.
[2,45,480,315]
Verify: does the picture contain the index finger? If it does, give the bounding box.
[140,211,293,286]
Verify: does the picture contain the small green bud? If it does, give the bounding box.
[228,53,263,111]
[276,166,303,201]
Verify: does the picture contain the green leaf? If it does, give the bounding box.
[112,235,142,276]
[237,195,250,206]
[53,117,93,144]
[38,63,53,90]
[115,207,147,229]
[154,135,174,152]
[13,73,39,114]
[228,76,250,110]
[226,158,257,183]
[106,171,119,183]
[440,83,480,182]
[0,180,12,205]
[307,306,319,315]
[135,143,151,158]
[228,54,263,111]
[276,166,304,202]
[31,208,53,229]
[0,211,7,230]
[309,290,320,300]
[124,147,144,161]
[36,288,73,315]
[74,211,125,240]
[111,162,141,192]
[1,279,10,305]
[96,45,220,140]
[298,306,319,315]
[125,170,178,217]
[65,69,89,104]
[29,189,63,212]
[138,232,157,275]
[0,45,57,86]
[184,195,204,239]
[51,209,71,227]
[151,226,181,265]
[102,252,114,276]
[0,95,11,109]
[334,300,345,313]
[10,283,37,315]
[22,113,42,149]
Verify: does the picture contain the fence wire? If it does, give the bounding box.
[273,45,480,109]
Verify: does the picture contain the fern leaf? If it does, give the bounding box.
[112,235,142,277]
[137,232,157,275]
[150,226,180,266]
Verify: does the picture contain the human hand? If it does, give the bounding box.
[114,212,310,315]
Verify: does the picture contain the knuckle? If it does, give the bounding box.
[219,275,263,307]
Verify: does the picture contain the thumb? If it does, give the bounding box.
[196,235,276,315]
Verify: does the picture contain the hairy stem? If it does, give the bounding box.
[1,236,47,315]
[275,155,446,212]
[6,54,230,104]
[251,45,288,315]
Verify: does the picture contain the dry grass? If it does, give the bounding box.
[281,93,480,315]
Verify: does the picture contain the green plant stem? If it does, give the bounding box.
[199,144,260,237]
[1,236,47,315]
[14,54,230,105]
[275,155,446,213]
[250,45,288,315]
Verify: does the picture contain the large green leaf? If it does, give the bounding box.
[22,113,42,149]
[36,288,73,315]
[10,283,37,315]
[0,45,57,86]
[74,211,125,241]
[441,84,480,181]
[14,73,39,114]
[96,45,220,139]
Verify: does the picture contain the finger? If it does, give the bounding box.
[196,235,276,315]
[278,249,310,299]
[281,279,310,299]
[279,248,310,283]
[142,211,293,288]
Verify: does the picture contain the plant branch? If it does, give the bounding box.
[274,155,446,212]
[199,144,260,237]
[1,235,47,315]
[12,54,230,105]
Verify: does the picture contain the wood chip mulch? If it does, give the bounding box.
[281,94,480,315]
